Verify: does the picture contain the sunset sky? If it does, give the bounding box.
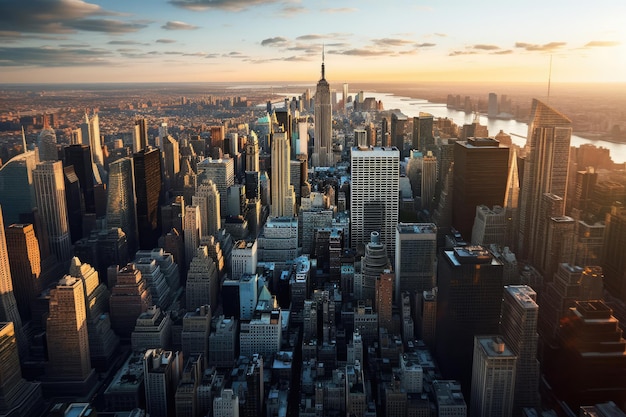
[1,0,624,84]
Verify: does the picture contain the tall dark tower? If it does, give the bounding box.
[133,147,162,250]
[435,246,504,396]
[412,112,434,151]
[603,205,626,301]
[313,47,332,167]
[64,144,96,214]
[452,137,509,241]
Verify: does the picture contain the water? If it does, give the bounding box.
[361,91,626,164]
[276,90,626,163]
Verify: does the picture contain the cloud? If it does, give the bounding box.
[156,39,177,44]
[169,0,281,12]
[108,40,143,45]
[372,38,414,47]
[0,0,144,34]
[296,33,351,41]
[584,40,620,48]
[0,45,114,67]
[330,48,390,57]
[449,50,477,56]
[434,33,447,37]
[66,19,148,33]
[473,44,500,51]
[515,41,566,51]
[261,36,289,47]
[281,6,308,16]
[415,42,436,48]
[321,7,357,13]
[162,21,199,30]
[492,49,513,55]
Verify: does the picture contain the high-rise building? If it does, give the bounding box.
[144,349,183,417]
[436,246,504,394]
[181,305,211,365]
[452,137,509,241]
[193,179,221,238]
[603,205,626,301]
[161,135,180,195]
[418,288,437,349]
[0,322,43,417]
[270,131,295,218]
[197,156,234,216]
[106,157,138,253]
[313,54,332,167]
[471,205,507,247]
[87,112,104,168]
[0,209,27,360]
[64,144,96,214]
[391,112,408,156]
[432,380,467,417]
[519,99,572,263]
[46,275,93,382]
[487,93,498,118]
[131,306,172,352]
[5,223,41,322]
[394,223,437,301]
[240,308,282,358]
[208,316,238,368]
[37,123,58,162]
[421,150,437,211]
[0,150,38,225]
[342,83,349,114]
[358,231,391,302]
[109,263,152,339]
[33,161,72,263]
[376,270,394,331]
[503,149,520,250]
[412,113,434,151]
[134,147,162,250]
[231,240,258,281]
[350,146,399,258]
[133,118,148,153]
[500,285,539,413]
[185,246,218,311]
[213,388,239,417]
[245,134,260,173]
[470,336,516,417]
[183,205,201,268]
[63,165,84,243]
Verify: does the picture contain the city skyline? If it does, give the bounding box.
[0,0,625,84]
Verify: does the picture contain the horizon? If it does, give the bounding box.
[1,1,624,84]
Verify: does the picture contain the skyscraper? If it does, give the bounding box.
[342,83,349,114]
[245,133,260,172]
[109,263,152,339]
[452,137,509,241]
[412,112,434,152]
[64,144,96,214]
[106,157,138,253]
[519,99,572,263]
[144,349,183,417]
[500,285,540,413]
[436,246,504,394]
[37,122,58,162]
[133,118,148,153]
[0,322,43,417]
[196,156,234,216]
[313,53,332,167]
[603,205,626,301]
[350,146,399,258]
[185,246,218,311]
[421,150,437,211]
[5,223,41,322]
[391,112,408,155]
[0,208,27,360]
[394,223,437,301]
[134,147,162,250]
[270,130,295,218]
[193,179,221,238]
[487,92,498,118]
[33,161,72,264]
[183,205,201,267]
[161,135,180,195]
[46,275,93,382]
[359,231,391,302]
[376,270,394,331]
[0,150,38,225]
[470,336,516,417]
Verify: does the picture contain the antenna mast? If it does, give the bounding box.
[547,55,552,104]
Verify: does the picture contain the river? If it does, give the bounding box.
[359,91,626,164]
[275,91,626,164]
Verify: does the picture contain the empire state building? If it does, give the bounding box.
[313,52,332,167]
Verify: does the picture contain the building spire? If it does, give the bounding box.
[321,44,325,80]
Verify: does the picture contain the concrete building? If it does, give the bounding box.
[186,246,218,312]
[144,349,183,417]
[395,223,437,301]
[351,146,399,258]
[231,240,258,281]
[131,306,172,352]
[209,316,238,368]
[470,336,516,417]
[109,263,152,340]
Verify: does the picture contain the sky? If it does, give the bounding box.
[1,0,625,84]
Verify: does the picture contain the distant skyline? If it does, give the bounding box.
[0,0,625,84]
